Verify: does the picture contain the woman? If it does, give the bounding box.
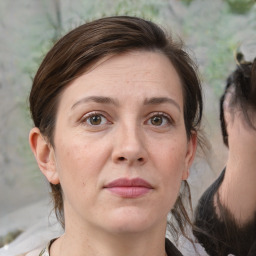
[26,16,204,256]
[194,54,256,255]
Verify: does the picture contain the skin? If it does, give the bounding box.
[217,88,256,225]
[29,51,197,256]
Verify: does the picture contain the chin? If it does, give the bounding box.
[109,222,151,235]
[103,207,159,234]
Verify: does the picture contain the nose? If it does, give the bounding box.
[111,123,148,166]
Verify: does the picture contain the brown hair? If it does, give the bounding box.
[29,16,203,241]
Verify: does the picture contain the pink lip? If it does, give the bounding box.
[104,178,153,198]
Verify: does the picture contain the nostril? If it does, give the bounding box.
[116,156,144,163]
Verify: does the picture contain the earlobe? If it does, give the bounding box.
[29,127,60,184]
[182,132,197,180]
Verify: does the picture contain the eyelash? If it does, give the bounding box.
[80,111,174,128]
[80,111,111,127]
[146,112,174,127]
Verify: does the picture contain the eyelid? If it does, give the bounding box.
[145,112,174,125]
[80,111,112,126]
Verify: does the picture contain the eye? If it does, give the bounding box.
[150,116,165,126]
[82,112,109,126]
[146,113,172,127]
[89,115,105,125]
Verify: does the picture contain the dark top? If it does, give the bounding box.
[165,238,183,256]
[194,169,256,256]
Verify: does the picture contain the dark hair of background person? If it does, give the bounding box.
[220,53,256,147]
[29,16,203,243]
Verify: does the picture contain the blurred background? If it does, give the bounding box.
[0,0,255,248]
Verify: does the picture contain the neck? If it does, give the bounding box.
[227,131,256,172]
[51,219,167,256]
[218,133,256,225]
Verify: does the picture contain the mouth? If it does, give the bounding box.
[104,178,153,198]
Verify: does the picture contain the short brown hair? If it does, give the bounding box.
[29,16,203,240]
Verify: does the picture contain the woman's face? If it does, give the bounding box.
[47,51,196,235]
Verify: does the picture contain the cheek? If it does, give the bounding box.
[54,134,112,197]
[153,138,188,196]
[156,139,187,173]
[54,140,96,188]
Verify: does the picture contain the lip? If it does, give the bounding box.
[104,178,153,198]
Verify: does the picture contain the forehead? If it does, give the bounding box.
[87,50,181,83]
[60,50,184,109]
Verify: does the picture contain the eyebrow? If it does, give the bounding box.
[71,96,119,110]
[71,96,181,112]
[144,97,181,112]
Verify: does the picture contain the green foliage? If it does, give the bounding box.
[204,40,237,96]
[0,229,23,247]
[180,0,194,6]
[224,0,255,14]
[77,0,164,24]
[115,0,160,18]
[181,1,241,96]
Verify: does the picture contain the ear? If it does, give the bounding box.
[29,127,59,184]
[182,132,197,180]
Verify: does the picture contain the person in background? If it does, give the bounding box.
[194,53,256,256]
